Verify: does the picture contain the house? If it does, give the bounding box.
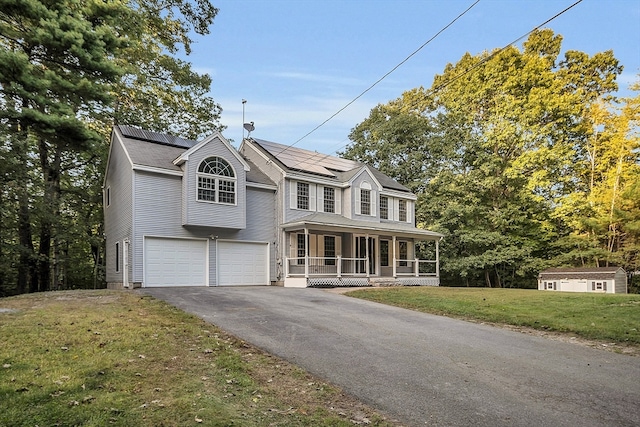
[103,125,443,288]
[538,267,628,294]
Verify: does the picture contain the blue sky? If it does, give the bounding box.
[185,0,640,152]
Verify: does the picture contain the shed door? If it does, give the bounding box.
[218,241,269,286]
[144,237,207,287]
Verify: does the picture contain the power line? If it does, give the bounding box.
[284,0,584,173]
[272,0,481,158]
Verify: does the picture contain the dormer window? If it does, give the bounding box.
[356,181,375,216]
[361,188,371,215]
[197,156,236,204]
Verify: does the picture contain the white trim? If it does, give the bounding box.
[380,189,417,200]
[247,182,277,191]
[174,132,250,171]
[132,165,184,177]
[195,156,238,206]
[240,139,288,176]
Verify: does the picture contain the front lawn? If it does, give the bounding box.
[346,287,640,345]
[0,290,397,427]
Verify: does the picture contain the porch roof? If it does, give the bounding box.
[281,212,444,241]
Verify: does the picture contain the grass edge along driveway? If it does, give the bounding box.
[346,287,640,352]
[0,290,401,427]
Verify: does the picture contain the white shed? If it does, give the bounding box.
[538,267,627,294]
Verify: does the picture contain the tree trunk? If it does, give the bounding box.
[485,269,492,288]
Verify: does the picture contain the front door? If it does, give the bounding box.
[355,236,376,275]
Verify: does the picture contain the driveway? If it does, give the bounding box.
[142,286,640,427]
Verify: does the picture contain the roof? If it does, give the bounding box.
[114,126,275,186]
[539,267,624,280]
[281,212,443,241]
[250,138,411,193]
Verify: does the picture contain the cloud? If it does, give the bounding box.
[266,71,364,87]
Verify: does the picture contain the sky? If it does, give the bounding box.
[183,0,640,153]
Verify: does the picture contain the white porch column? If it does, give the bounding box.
[337,255,342,278]
[414,258,419,277]
[365,234,370,278]
[436,239,440,278]
[392,235,397,278]
[304,228,309,279]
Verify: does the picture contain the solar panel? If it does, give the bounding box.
[254,139,359,177]
[118,125,197,149]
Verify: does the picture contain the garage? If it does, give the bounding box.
[144,237,207,286]
[218,241,269,286]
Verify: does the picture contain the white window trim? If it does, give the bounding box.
[196,157,237,206]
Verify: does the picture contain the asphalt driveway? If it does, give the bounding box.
[142,286,640,427]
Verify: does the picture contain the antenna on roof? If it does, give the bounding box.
[242,99,247,139]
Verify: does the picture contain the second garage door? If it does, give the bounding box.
[218,241,269,286]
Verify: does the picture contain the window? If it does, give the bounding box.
[323,187,335,213]
[361,189,371,215]
[380,240,389,267]
[115,242,120,273]
[105,187,111,207]
[324,236,336,266]
[297,182,309,210]
[297,234,306,264]
[592,281,607,291]
[197,157,236,204]
[399,241,408,267]
[399,199,407,222]
[545,281,556,290]
[380,196,388,219]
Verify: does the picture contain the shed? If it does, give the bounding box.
[538,267,627,294]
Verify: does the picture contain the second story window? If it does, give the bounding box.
[399,199,407,222]
[380,196,388,219]
[297,182,309,210]
[197,157,236,204]
[324,187,335,213]
[360,189,371,215]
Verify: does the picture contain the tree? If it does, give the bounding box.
[0,0,223,295]
[343,29,626,287]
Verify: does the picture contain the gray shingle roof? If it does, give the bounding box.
[538,267,623,280]
[281,212,443,240]
[115,126,275,186]
[251,138,411,193]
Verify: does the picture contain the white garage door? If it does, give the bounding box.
[218,241,269,286]
[144,237,207,287]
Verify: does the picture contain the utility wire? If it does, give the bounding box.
[272,0,481,158]
[284,0,584,172]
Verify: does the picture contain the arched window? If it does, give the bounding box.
[197,157,236,204]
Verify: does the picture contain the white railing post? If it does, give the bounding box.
[285,257,289,277]
[366,256,370,278]
[436,239,440,278]
[392,236,397,278]
[337,255,342,278]
[304,229,309,279]
[415,258,419,277]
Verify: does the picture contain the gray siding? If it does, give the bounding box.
[351,171,380,223]
[615,269,627,293]
[183,137,247,229]
[104,135,133,285]
[237,187,277,281]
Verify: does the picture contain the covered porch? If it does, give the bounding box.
[281,213,443,288]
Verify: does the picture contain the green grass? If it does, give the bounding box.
[0,290,396,427]
[347,287,640,345]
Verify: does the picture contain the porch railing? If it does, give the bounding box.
[285,256,370,278]
[285,256,438,278]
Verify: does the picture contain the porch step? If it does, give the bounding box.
[368,278,401,287]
